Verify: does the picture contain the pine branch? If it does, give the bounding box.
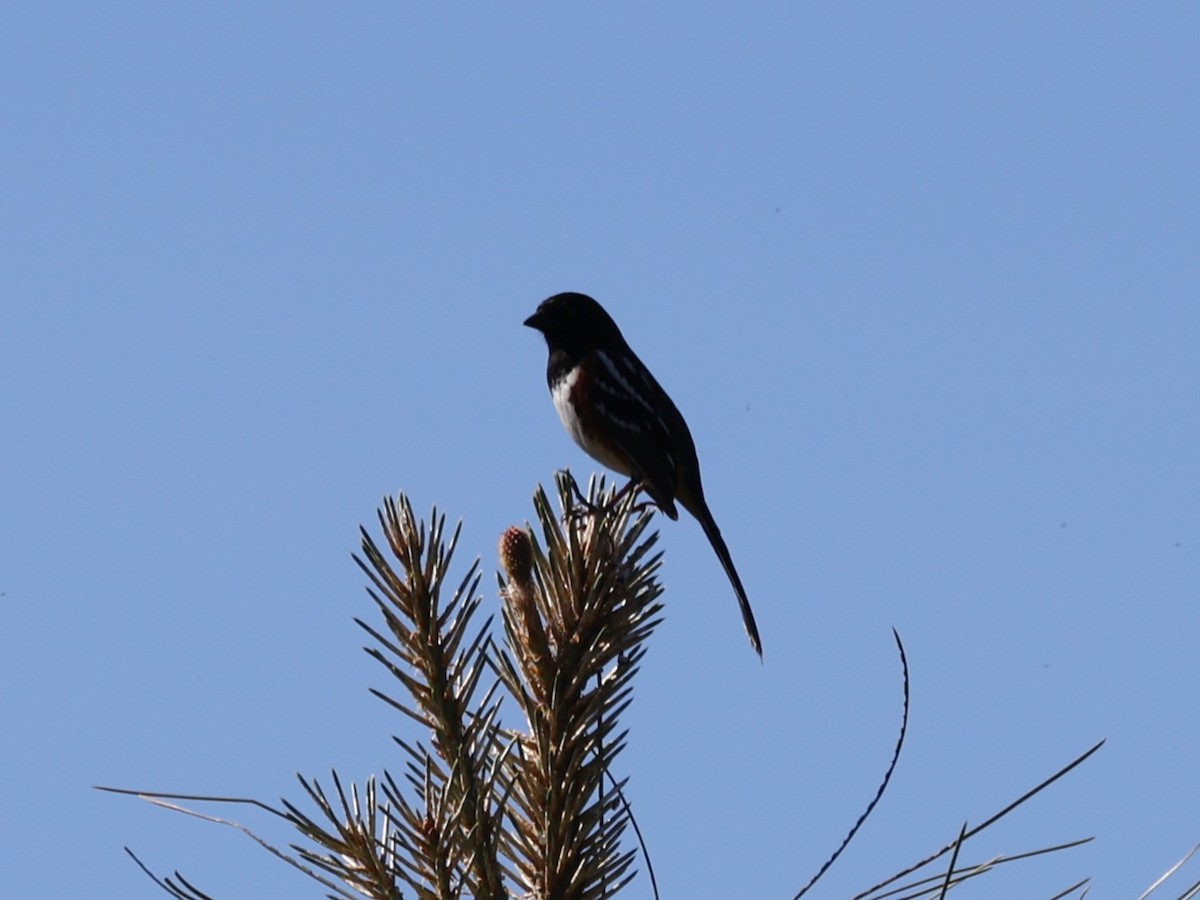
[105,474,1139,900]
[496,474,663,899]
[354,495,509,898]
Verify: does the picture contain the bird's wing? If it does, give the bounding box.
[588,348,684,516]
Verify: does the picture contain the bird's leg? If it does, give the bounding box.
[560,470,602,520]
[563,473,646,520]
[564,470,595,511]
[608,478,643,510]
[623,483,659,516]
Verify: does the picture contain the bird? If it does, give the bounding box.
[524,291,762,657]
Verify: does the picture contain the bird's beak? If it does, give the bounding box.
[523,311,544,331]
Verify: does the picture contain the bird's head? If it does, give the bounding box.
[524,292,624,355]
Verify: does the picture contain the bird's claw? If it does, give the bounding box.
[560,472,644,522]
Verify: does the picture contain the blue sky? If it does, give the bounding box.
[2,4,1197,897]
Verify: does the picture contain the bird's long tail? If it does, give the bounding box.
[691,502,763,658]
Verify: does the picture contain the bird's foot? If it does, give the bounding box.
[561,473,642,521]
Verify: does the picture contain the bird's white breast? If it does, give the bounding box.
[550,366,632,476]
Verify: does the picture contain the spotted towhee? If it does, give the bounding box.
[524,291,763,657]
